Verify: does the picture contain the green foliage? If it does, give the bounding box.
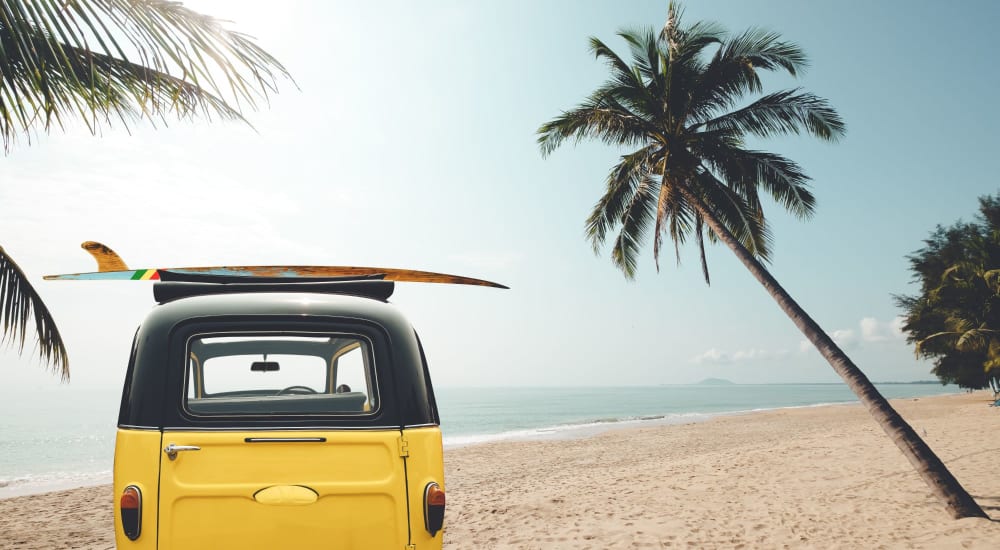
[0,0,292,148]
[0,247,67,378]
[537,1,844,281]
[896,194,1000,390]
[0,1,292,378]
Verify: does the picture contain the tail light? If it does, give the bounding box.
[424,482,445,536]
[120,485,142,541]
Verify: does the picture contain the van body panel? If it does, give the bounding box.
[403,426,446,549]
[111,290,455,546]
[113,429,162,549]
[156,429,409,549]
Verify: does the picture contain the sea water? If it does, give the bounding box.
[0,383,961,498]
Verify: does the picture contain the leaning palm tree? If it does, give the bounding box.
[538,2,986,519]
[0,0,291,380]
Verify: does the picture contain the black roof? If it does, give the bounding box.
[145,285,405,322]
[119,285,438,429]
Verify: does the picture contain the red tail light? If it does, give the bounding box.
[120,485,142,541]
[424,482,445,536]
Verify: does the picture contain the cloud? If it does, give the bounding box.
[692,348,730,364]
[799,317,908,353]
[692,347,789,365]
[799,329,856,353]
[860,316,908,342]
[860,317,885,342]
[831,328,858,348]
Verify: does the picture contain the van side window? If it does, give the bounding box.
[333,344,374,411]
[184,333,378,416]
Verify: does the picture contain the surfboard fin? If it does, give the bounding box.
[81,241,129,272]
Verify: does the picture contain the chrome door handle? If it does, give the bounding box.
[164,443,201,460]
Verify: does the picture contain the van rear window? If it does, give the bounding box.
[184,333,378,416]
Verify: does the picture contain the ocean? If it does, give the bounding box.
[0,383,961,498]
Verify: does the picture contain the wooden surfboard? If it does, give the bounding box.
[43,241,509,289]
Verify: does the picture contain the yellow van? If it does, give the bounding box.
[112,277,449,549]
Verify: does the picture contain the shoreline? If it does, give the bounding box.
[438,388,965,448]
[0,384,965,499]
[0,393,939,499]
[1,392,997,548]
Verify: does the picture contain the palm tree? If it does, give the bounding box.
[899,206,1000,394]
[917,259,1000,373]
[0,0,291,380]
[537,2,986,519]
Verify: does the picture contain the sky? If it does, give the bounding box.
[1,0,999,391]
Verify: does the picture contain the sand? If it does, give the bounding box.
[2,392,998,549]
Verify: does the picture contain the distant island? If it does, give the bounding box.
[697,378,735,385]
[674,379,944,386]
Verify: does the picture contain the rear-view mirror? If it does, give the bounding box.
[250,361,280,372]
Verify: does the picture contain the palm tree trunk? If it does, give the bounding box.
[677,185,988,519]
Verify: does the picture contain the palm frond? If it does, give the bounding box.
[588,36,660,119]
[719,28,808,76]
[0,246,68,379]
[983,269,1000,292]
[588,36,637,83]
[652,172,687,270]
[586,145,659,252]
[618,27,661,84]
[537,94,655,157]
[956,327,993,351]
[697,89,845,141]
[667,195,693,267]
[693,140,816,219]
[0,0,292,148]
[693,168,773,261]
[695,212,710,284]
[685,28,807,118]
[611,173,658,279]
[916,331,959,355]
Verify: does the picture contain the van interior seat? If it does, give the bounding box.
[187,392,368,415]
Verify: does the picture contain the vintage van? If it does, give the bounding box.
[110,276,458,549]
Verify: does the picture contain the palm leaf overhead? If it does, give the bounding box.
[0,0,291,148]
[0,247,67,379]
[0,1,292,379]
[540,1,987,519]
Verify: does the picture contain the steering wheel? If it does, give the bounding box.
[275,385,318,396]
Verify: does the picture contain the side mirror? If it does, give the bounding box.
[250,361,280,372]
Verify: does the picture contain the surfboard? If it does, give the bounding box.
[43,241,509,289]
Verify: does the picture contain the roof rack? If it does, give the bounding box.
[153,277,395,304]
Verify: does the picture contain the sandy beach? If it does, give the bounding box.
[2,392,998,549]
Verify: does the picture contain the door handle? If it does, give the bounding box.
[164,443,201,460]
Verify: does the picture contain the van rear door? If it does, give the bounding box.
[157,332,410,549]
[157,429,409,549]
